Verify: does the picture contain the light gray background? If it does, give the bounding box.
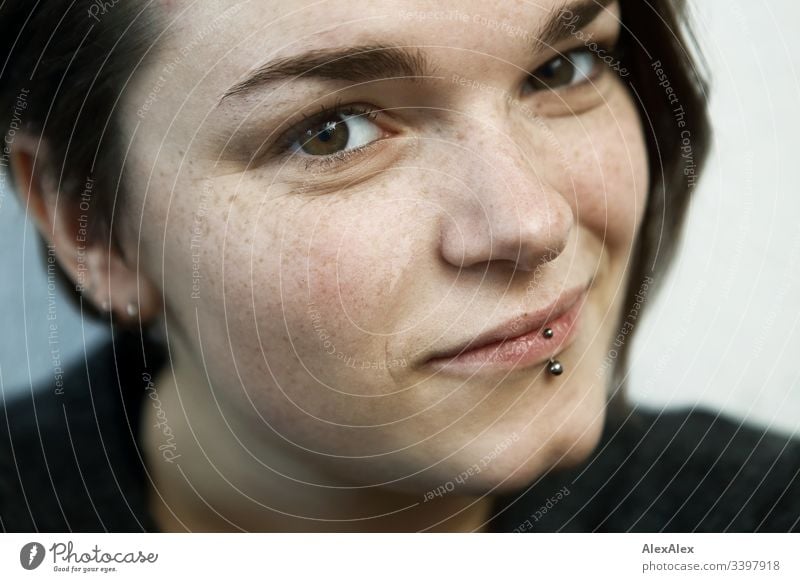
[1,0,798,434]
[628,0,800,434]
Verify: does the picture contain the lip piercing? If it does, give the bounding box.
[547,359,564,376]
[542,327,563,376]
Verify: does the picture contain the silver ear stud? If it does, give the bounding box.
[126,302,138,317]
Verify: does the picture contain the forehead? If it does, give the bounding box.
[158,0,573,57]
[138,0,618,123]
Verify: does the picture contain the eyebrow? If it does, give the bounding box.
[218,0,616,104]
[220,45,431,103]
[536,0,617,51]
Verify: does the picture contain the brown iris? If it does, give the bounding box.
[299,117,349,155]
[528,55,576,91]
[525,48,602,94]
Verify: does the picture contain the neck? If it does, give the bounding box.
[140,345,495,533]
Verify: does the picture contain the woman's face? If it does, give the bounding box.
[122,0,647,493]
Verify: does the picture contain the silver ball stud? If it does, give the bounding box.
[542,327,554,339]
[547,359,563,376]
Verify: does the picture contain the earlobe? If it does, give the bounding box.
[85,243,162,325]
[9,134,162,325]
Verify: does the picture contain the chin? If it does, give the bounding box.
[379,402,607,499]
[463,398,609,496]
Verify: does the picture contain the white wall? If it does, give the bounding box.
[628,0,800,434]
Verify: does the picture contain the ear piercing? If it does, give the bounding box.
[96,300,138,318]
[542,327,563,376]
[84,280,139,319]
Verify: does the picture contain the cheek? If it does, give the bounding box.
[551,92,649,250]
[302,202,402,330]
[244,191,431,375]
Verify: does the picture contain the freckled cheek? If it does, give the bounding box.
[560,117,648,249]
[300,220,407,336]
[195,196,386,371]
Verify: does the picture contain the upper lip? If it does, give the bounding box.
[425,283,589,362]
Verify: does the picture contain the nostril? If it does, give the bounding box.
[545,240,568,262]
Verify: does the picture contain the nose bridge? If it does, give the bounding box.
[439,126,574,271]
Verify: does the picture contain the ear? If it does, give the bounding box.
[9,133,161,324]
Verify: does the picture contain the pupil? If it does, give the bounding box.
[318,121,336,142]
[538,57,573,88]
[300,116,350,155]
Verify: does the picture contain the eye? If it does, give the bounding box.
[525,49,601,93]
[288,108,382,157]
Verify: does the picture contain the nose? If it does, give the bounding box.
[439,143,574,272]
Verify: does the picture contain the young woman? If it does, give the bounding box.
[1,0,797,532]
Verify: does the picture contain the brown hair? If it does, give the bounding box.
[0,2,160,317]
[0,1,710,404]
[609,0,711,416]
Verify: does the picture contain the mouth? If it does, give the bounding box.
[424,283,590,375]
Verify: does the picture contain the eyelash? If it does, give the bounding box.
[273,100,381,171]
[270,42,625,171]
[531,43,623,91]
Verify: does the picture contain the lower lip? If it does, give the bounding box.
[426,290,587,375]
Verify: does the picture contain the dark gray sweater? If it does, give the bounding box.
[2,331,798,532]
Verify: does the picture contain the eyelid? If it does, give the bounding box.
[275,102,379,152]
[526,42,621,94]
[261,102,394,171]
